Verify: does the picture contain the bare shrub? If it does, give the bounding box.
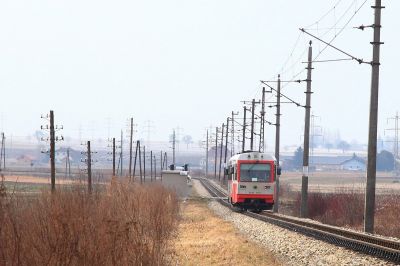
[375,193,400,238]
[0,181,179,265]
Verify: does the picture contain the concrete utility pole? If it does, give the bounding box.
[65,148,71,179]
[133,141,139,181]
[242,106,247,152]
[49,110,56,192]
[87,141,92,193]
[231,111,238,156]
[205,130,209,177]
[250,99,256,151]
[0,132,5,171]
[224,118,229,181]
[143,145,146,182]
[150,150,153,182]
[386,112,399,173]
[300,41,313,218]
[129,118,133,179]
[259,87,266,153]
[214,127,218,179]
[172,130,176,165]
[112,137,116,177]
[218,123,225,181]
[138,143,143,183]
[274,75,281,213]
[365,0,383,234]
[153,154,156,181]
[160,151,163,179]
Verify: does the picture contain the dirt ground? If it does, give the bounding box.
[172,199,280,266]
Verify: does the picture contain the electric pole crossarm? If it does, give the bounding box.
[299,28,368,65]
[260,81,305,107]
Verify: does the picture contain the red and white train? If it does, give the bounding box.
[225,151,280,212]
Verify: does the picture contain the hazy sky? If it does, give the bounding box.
[0,0,399,149]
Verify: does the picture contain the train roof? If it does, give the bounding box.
[228,151,276,163]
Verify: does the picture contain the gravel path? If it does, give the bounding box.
[193,179,394,266]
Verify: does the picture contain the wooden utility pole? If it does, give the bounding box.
[129,118,133,179]
[87,141,92,193]
[49,110,56,192]
[364,0,383,233]
[274,75,281,213]
[218,123,225,181]
[205,130,209,178]
[300,42,313,218]
[214,127,218,179]
[112,137,116,177]
[242,107,247,152]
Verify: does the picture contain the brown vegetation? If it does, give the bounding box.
[173,199,280,266]
[0,178,179,265]
[280,182,400,238]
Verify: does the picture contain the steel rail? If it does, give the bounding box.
[198,178,400,263]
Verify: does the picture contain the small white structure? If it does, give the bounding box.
[340,155,366,171]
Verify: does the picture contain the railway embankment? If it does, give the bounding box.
[194,179,394,266]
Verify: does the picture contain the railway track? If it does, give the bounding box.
[198,177,400,264]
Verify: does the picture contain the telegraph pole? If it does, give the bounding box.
[129,118,133,179]
[218,123,225,181]
[365,0,383,233]
[242,107,247,152]
[112,137,116,177]
[214,127,218,179]
[274,75,281,213]
[49,110,56,192]
[87,141,92,193]
[205,130,209,177]
[300,41,313,218]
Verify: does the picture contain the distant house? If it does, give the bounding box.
[340,154,366,171]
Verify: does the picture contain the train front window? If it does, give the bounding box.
[239,163,271,182]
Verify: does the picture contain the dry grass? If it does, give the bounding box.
[280,183,400,238]
[0,177,179,265]
[172,199,280,266]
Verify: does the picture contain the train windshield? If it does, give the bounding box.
[240,163,271,182]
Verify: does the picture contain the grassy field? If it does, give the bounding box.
[173,198,280,266]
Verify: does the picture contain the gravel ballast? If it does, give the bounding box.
[193,179,394,266]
